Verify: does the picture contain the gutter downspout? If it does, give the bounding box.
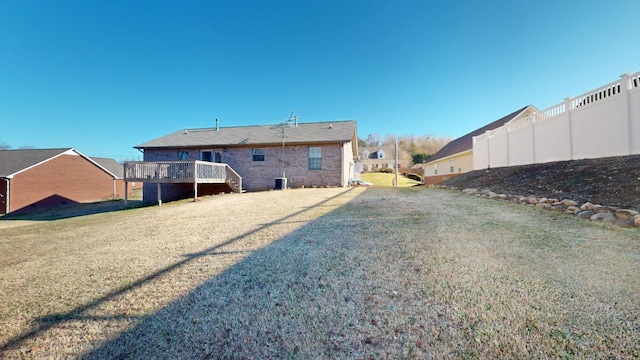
[1,176,10,215]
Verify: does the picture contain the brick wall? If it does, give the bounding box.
[0,179,6,215]
[423,173,461,185]
[9,154,116,213]
[141,143,348,201]
[225,144,344,191]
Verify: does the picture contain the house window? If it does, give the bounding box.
[450,160,455,173]
[178,150,189,160]
[252,148,265,161]
[308,147,322,170]
[201,150,222,163]
[434,164,437,175]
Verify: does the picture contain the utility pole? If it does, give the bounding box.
[395,138,399,187]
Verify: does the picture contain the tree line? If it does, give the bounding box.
[358,134,452,166]
[0,142,33,150]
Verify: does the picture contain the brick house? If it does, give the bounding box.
[127,120,358,203]
[0,148,127,215]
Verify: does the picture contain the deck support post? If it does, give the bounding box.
[157,183,162,206]
[194,182,198,202]
[124,182,128,208]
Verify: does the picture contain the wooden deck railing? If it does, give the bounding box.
[123,161,242,192]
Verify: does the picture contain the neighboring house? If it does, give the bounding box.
[358,146,396,172]
[91,157,143,195]
[426,72,640,183]
[128,120,358,203]
[0,148,125,215]
[473,72,640,169]
[423,105,538,184]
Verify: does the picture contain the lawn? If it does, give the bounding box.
[0,187,638,358]
[360,172,422,187]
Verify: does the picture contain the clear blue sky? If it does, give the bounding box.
[2,1,639,161]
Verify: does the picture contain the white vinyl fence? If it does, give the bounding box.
[473,72,640,169]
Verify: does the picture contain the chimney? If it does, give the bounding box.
[295,116,298,128]
[215,118,219,131]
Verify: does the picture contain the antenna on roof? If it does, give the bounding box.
[291,111,299,127]
[271,111,300,181]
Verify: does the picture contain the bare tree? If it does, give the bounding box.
[360,133,452,166]
[0,142,11,150]
[365,134,382,147]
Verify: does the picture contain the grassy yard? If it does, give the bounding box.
[0,187,638,358]
[360,172,422,187]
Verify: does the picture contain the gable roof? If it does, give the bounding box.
[135,120,357,149]
[427,106,530,163]
[0,148,73,177]
[360,145,394,159]
[0,148,118,178]
[91,157,124,179]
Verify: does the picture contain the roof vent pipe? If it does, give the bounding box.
[215,118,219,131]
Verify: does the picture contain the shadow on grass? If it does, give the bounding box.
[1,188,362,358]
[0,199,146,222]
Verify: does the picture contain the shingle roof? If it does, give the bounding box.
[91,157,124,178]
[0,148,120,179]
[135,120,357,149]
[428,106,530,162]
[0,148,72,177]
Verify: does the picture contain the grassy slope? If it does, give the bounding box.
[441,154,640,210]
[0,187,638,359]
[361,172,422,187]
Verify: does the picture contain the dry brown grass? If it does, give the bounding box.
[0,187,638,359]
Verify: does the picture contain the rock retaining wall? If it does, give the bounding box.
[435,185,640,228]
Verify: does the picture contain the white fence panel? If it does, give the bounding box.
[472,72,640,170]
[534,113,572,163]
[487,131,508,168]
[571,95,628,159]
[473,136,489,170]
[630,78,640,153]
[507,125,535,166]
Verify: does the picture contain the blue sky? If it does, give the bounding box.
[2,1,639,161]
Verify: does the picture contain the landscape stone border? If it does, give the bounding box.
[433,185,640,228]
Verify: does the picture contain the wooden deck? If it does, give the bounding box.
[123,161,243,205]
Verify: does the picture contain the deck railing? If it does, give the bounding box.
[124,161,241,190]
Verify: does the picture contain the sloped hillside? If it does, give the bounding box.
[441,154,640,211]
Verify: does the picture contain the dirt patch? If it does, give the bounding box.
[441,154,640,210]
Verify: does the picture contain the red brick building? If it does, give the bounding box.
[0,148,129,215]
[129,120,358,203]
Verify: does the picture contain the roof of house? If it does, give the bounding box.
[0,148,73,177]
[91,157,124,179]
[135,120,358,149]
[0,148,118,178]
[427,106,530,163]
[360,145,394,159]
